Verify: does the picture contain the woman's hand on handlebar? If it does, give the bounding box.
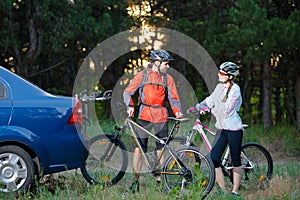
[200,108,210,115]
[187,107,210,115]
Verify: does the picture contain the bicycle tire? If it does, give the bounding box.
[226,142,273,190]
[162,146,215,199]
[80,134,128,186]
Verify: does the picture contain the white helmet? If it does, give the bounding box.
[219,62,239,76]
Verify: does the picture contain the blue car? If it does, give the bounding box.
[0,66,89,193]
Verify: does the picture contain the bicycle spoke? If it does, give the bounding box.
[81,134,128,186]
[239,143,273,191]
[162,146,215,199]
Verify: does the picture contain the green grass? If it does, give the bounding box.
[2,122,299,200]
[5,160,299,200]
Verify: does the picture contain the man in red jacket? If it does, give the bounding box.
[123,50,183,193]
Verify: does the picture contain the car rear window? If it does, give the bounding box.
[0,83,7,99]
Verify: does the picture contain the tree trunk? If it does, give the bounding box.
[241,63,252,123]
[12,1,43,76]
[296,77,300,131]
[262,61,272,128]
[275,86,282,123]
[284,78,295,125]
[295,50,300,131]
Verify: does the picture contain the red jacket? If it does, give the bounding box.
[123,68,181,123]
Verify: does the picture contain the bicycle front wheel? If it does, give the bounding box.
[162,146,215,199]
[240,142,273,190]
[81,134,128,186]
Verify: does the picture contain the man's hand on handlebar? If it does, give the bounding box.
[127,106,134,117]
[175,112,183,119]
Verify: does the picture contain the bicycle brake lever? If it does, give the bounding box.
[186,107,198,114]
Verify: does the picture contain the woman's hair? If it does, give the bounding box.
[222,81,233,102]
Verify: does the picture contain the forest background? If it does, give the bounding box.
[0,0,299,131]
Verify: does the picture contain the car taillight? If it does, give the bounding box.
[68,98,83,125]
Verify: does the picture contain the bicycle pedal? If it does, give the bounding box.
[226,166,234,170]
[151,169,161,176]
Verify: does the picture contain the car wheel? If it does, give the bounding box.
[0,145,34,193]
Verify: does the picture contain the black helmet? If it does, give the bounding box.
[219,62,239,76]
[150,50,174,62]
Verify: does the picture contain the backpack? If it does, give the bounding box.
[138,69,168,108]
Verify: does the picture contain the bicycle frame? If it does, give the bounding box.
[187,116,254,171]
[124,117,190,175]
[191,119,216,152]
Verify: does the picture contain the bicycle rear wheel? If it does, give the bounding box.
[80,134,128,186]
[240,142,273,190]
[162,146,215,199]
[226,142,273,191]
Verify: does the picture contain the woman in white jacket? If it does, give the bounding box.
[196,62,243,196]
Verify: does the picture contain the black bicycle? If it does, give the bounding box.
[81,114,216,199]
[75,89,126,184]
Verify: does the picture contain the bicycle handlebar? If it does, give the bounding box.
[78,89,112,103]
[186,107,210,115]
[186,107,199,114]
[167,117,190,123]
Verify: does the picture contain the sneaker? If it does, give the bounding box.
[156,180,161,186]
[129,180,140,193]
[155,180,163,191]
[231,191,239,196]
